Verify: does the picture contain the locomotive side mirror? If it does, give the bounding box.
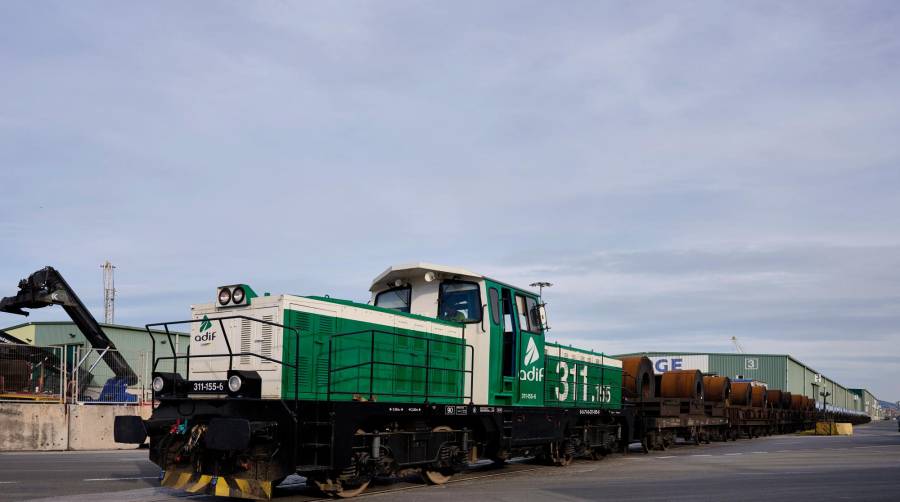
[533,303,549,331]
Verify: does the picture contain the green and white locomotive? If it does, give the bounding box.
[115,263,623,499]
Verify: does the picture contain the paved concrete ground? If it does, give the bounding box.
[1,419,898,501]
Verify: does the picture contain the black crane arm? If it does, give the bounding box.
[0,266,138,385]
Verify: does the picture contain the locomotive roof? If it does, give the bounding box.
[370,262,541,298]
[369,262,482,291]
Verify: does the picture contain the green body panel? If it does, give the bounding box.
[281,307,465,404]
[544,343,622,410]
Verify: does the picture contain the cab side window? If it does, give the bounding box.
[488,288,501,325]
[374,286,411,313]
[515,294,541,333]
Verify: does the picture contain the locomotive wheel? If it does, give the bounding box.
[313,429,371,498]
[551,441,574,466]
[421,426,455,485]
[313,478,370,499]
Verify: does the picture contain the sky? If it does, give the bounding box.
[1,1,899,400]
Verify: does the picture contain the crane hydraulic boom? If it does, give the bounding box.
[0,266,138,385]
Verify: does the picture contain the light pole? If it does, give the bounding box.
[820,390,831,431]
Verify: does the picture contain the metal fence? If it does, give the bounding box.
[1,345,192,405]
[72,347,187,404]
[72,347,142,404]
[0,345,65,403]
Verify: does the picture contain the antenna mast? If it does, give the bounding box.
[529,281,553,302]
[101,260,115,324]
[731,336,745,354]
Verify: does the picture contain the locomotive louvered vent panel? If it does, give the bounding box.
[317,316,335,336]
[293,311,312,331]
[317,352,329,388]
[298,356,311,387]
[260,314,274,364]
[240,318,252,365]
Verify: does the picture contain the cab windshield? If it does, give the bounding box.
[438,281,482,323]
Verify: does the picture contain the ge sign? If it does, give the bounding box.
[655,358,683,372]
[745,358,759,370]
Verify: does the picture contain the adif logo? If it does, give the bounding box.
[195,315,216,343]
[523,337,539,367]
[518,337,544,383]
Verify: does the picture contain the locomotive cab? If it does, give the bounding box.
[369,262,548,406]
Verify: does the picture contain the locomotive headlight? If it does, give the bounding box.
[231,286,245,304]
[152,376,165,393]
[228,375,242,393]
[226,370,261,398]
[218,287,232,306]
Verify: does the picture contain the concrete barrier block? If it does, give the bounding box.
[67,404,151,450]
[815,421,853,435]
[0,403,68,451]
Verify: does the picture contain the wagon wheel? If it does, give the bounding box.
[313,429,371,498]
[421,426,456,485]
[589,447,607,461]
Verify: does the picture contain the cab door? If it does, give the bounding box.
[499,288,518,402]
[513,293,544,406]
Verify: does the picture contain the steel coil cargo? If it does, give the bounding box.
[790,394,805,410]
[660,369,704,399]
[702,376,731,402]
[766,389,784,408]
[731,382,752,405]
[751,385,767,407]
[782,391,793,409]
[620,356,655,399]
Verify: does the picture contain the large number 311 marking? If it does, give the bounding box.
[554,361,612,403]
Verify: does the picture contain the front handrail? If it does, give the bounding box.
[327,329,474,403]
[145,316,302,406]
[146,315,303,471]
